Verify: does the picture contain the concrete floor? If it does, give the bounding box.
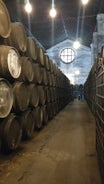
[0,100,102,184]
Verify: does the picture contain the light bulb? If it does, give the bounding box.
[81,0,89,5]
[49,8,57,18]
[73,41,81,49]
[25,2,32,13]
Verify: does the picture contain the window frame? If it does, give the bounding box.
[59,47,76,64]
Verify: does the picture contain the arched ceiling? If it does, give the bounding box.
[4,0,104,49]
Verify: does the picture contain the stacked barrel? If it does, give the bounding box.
[0,0,22,153]
[84,46,104,182]
[95,49,104,181]
[0,1,72,153]
[84,61,96,114]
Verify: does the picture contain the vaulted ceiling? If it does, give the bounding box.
[4,0,104,49]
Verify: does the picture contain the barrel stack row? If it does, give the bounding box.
[84,46,104,181]
[0,0,73,153]
[84,61,96,114]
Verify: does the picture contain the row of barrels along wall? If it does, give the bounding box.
[84,46,104,182]
[0,0,73,153]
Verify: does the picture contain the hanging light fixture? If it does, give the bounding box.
[49,8,57,18]
[25,1,32,13]
[81,0,89,5]
[73,40,81,49]
[49,0,57,18]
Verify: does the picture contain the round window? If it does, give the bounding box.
[60,48,76,64]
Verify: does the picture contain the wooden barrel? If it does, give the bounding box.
[19,57,34,83]
[0,78,13,118]
[55,87,58,101]
[44,87,51,103]
[32,63,42,84]
[41,67,48,85]
[41,105,48,125]
[47,71,52,86]
[0,45,21,80]
[56,99,60,112]
[32,106,43,130]
[56,76,60,88]
[49,88,52,102]
[0,0,11,38]
[46,103,54,119]
[52,102,57,116]
[4,22,27,53]
[53,87,57,101]
[0,113,22,153]
[37,47,45,66]
[20,110,35,139]
[28,84,39,107]
[50,87,56,102]
[26,36,37,61]
[45,55,50,70]
[54,101,59,114]
[13,82,29,112]
[37,86,46,105]
[48,59,53,73]
[53,63,57,76]
[51,74,55,87]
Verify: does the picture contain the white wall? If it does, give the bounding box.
[46,39,92,85]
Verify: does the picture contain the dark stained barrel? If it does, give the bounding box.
[0,113,22,153]
[0,0,11,38]
[19,57,34,83]
[4,22,27,53]
[26,36,37,61]
[13,82,29,112]
[28,84,39,107]
[37,85,46,105]
[0,46,21,80]
[32,106,43,130]
[0,78,13,118]
[20,110,35,139]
